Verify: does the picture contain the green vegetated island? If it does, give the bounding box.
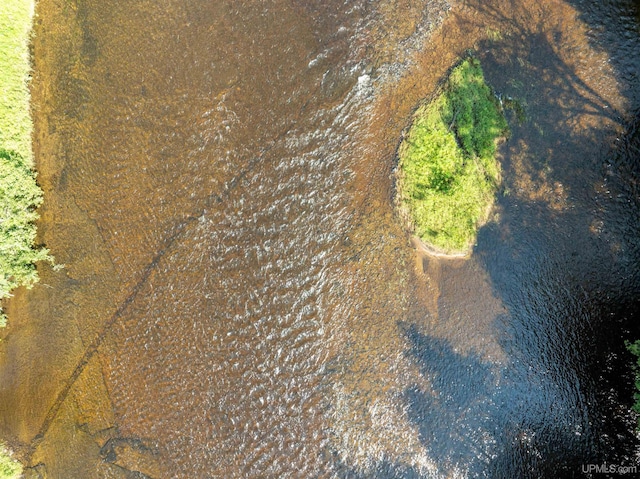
[396,56,640,439]
[395,57,508,256]
[1,0,50,328]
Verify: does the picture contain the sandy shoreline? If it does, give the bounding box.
[410,235,471,259]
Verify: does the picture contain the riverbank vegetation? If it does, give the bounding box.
[625,340,640,428]
[0,444,21,479]
[1,0,51,326]
[395,57,508,255]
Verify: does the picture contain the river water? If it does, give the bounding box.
[0,0,639,477]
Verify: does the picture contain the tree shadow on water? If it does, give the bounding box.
[459,0,640,475]
[336,2,640,477]
[400,322,597,479]
[402,328,498,473]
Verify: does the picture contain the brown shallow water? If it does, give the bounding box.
[1,0,639,477]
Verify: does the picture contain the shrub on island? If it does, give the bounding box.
[396,57,508,256]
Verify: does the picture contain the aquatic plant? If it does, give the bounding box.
[1,0,51,325]
[396,57,508,255]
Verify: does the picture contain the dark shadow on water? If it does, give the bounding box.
[401,324,597,479]
[401,330,500,472]
[334,1,640,477]
[334,0,640,475]
[566,0,640,110]
[470,0,640,476]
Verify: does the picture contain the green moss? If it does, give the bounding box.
[0,445,21,479]
[1,0,51,325]
[396,57,508,255]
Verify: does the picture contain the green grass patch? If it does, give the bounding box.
[396,57,508,255]
[1,0,51,325]
[0,444,21,479]
[1,0,34,162]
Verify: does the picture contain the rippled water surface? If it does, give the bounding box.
[1,0,639,477]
